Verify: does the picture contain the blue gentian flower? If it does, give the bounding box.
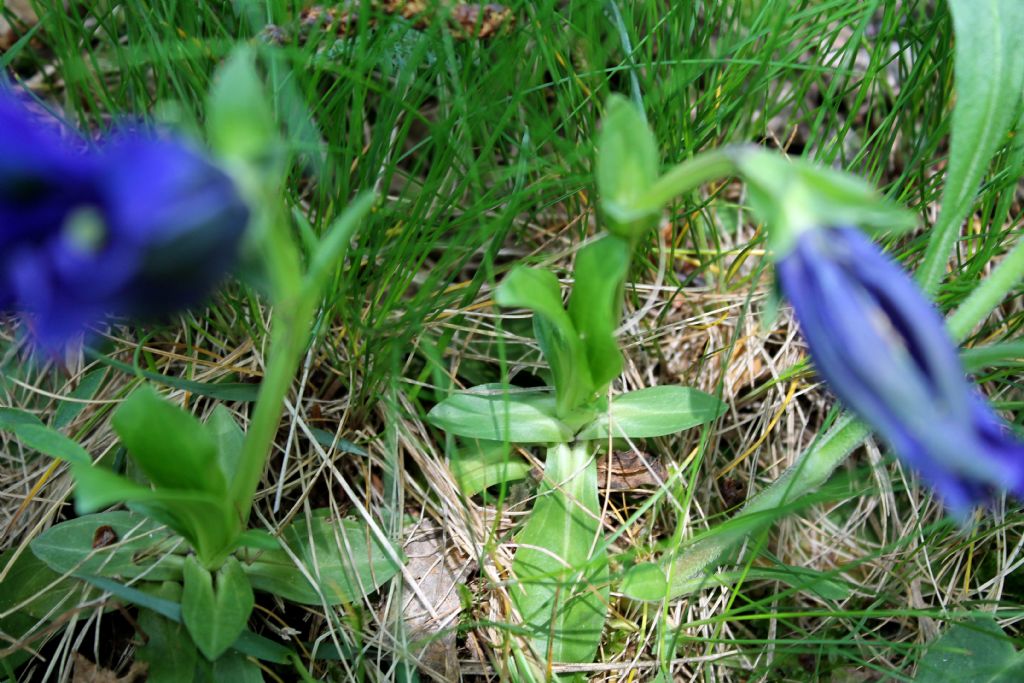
[0,89,248,350]
[777,226,1024,520]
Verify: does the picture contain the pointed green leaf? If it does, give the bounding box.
[568,236,630,390]
[30,511,183,581]
[449,440,531,496]
[0,407,43,429]
[243,510,403,605]
[597,94,661,238]
[915,613,1024,682]
[576,385,726,440]
[917,0,1024,294]
[428,386,570,443]
[511,443,609,667]
[112,386,225,495]
[182,555,254,661]
[495,267,594,415]
[54,368,106,429]
[8,423,91,466]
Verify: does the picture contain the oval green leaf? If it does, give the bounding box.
[428,386,570,444]
[576,385,726,440]
[182,555,254,661]
[30,511,184,582]
[243,510,403,605]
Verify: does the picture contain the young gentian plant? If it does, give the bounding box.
[0,88,248,350]
[1,49,389,675]
[739,150,1024,522]
[428,96,728,676]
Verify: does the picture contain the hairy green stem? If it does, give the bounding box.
[639,148,739,212]
[230,303,312,524]
[915,202,971,299]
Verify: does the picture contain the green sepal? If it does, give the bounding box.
[735,148,916,258]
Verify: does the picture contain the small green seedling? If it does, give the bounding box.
[428,95,728,675]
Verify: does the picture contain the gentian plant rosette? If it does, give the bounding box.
[776,225,1024,521]
[0,88,249,351]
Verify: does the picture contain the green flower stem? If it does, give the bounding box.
[916,204,970,299]
[638,148,739,213]
[230,297,314,525]
[654,231,1024,597]
[229,194,373,529]
[947,235,1024,341]
[660,415,867,593]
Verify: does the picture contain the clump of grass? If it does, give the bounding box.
[2,1,1022,680]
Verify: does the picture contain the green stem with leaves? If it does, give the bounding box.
[229,193,374,528]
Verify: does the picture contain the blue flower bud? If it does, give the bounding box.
[96,134,249,315]
[0,90,249,351]
[777,227,1024,520]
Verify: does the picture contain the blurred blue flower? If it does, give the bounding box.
[777,226,1024,520]
[0,89,248,350]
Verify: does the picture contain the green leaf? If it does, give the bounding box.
[212,651,265,682]
[0,407,43,429]
[112,386,225,495]
[511,443,609,668]
[182,555,254,661]
[79,574,292,665]
[568,236,630,391]
[0,546,81,663]
[309,428,368,455]
[208,405,245,482]
[29,511,184,582]
[89,352,260,402]
[233,529,281,551]
[137,584,200,683]
[449,440,531,496]
[302,191,376,303]
[619,562,668,602]
[7,423,91,466]
[576,386,726,440]
[70,465,236,564]
[596,94,661,239]
[207,46,276,164]
[621,563,851,602]
[54,368,106,429]
[915,614,1024,682]
[243,510,403,605]
[917,0,1024,294]
[428,386,571,444]
[495,267,594,416]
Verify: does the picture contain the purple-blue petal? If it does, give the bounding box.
[97,134,249,316]
[778,226,1024,517]
[0,90,249,351]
